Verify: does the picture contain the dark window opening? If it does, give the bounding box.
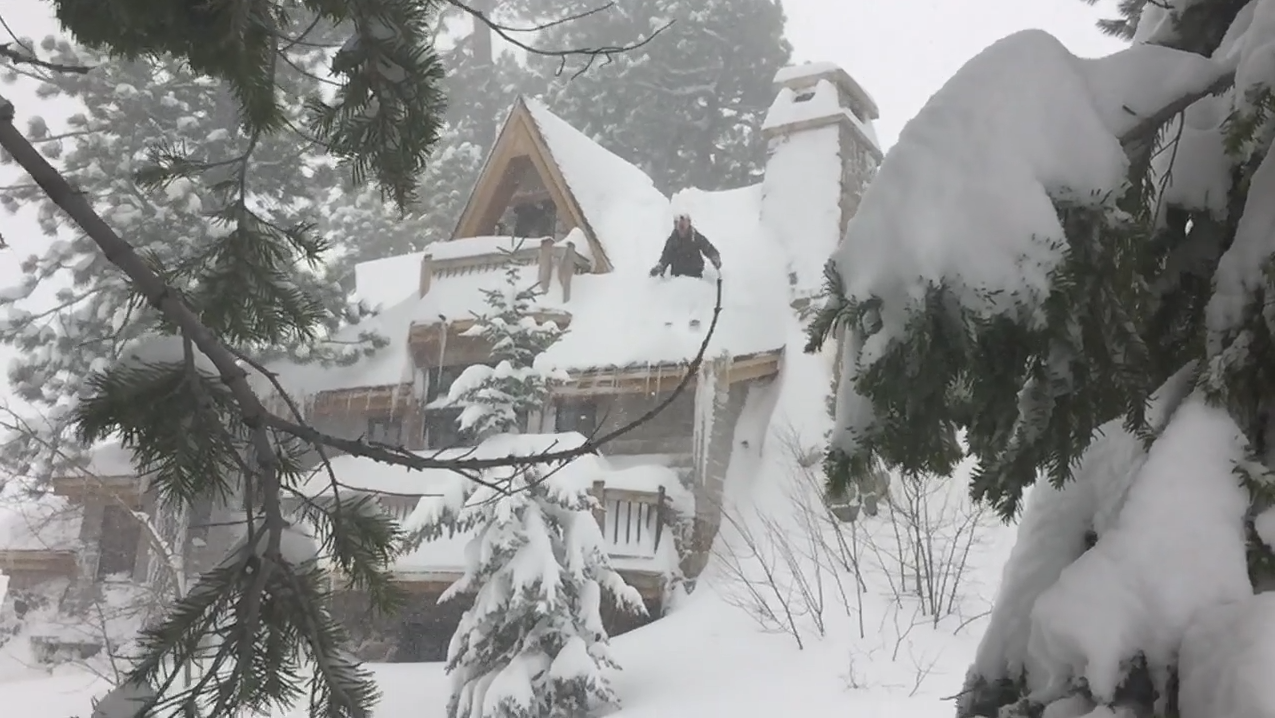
[512,199,556,238]
[367,416,403,445]
[97,503,142,579]
[555,399,599,437]
[424,407,469,450]
[426,365,471,405]
[793,89,816,103]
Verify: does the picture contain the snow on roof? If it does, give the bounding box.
[831,30,1226,365]
[0,495,82,551]
[774,61,847,85]
[521,98,669,270]
[355,251,426,310]
[266,101,801,395]
[83,442,139,478]
[269,190,789,394]
[538,185,790,371]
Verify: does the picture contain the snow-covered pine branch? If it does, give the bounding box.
[807,2,1275,716]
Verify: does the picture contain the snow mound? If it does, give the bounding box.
[1179,593,1275,718]
[832,29,1228,360]
[1025,397,1251,704]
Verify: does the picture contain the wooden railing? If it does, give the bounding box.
[590,481,668,559]
[366,483,673,561]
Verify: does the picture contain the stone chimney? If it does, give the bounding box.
[759,61,884,302]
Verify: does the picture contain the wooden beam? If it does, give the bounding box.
[305,348,780,408]
[0,549,77,577]
[50,475,143,506]
[553,351,783,396]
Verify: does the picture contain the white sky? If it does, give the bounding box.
[0,0,1125,383]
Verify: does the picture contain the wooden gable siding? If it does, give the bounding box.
[449,99,612,272]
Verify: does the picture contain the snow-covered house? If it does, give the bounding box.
[0,60,882,664]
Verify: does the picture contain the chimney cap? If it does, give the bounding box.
[772,62,878,121]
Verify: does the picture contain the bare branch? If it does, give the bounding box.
[1118,68,1234,151]
[0,43,91,75]
[445,0,673,78]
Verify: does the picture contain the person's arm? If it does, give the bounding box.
[650,233,676,275]
[697,231,722,268]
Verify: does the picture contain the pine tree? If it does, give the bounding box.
[442,461,646,718]
[326,12,540,270]
[523,0,792,193]
[440,250,567,439]
[805,2,1275,717]
[0,4,663,715]
[0,36,372,480]
[0,9,441,715]
[418,251,643,718]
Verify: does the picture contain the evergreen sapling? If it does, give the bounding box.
[422,249,646,718]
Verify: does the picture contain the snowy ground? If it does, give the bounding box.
[0,521,1015,718]
[0,331,1018,718]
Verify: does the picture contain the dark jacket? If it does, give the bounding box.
[653,229,721,278]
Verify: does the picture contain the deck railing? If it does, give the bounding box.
[369,482,672,561]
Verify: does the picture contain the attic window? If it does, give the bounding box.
[512,199,556,238]
[793,88,816,103]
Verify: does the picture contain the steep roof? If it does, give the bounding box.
[449,98,668,273]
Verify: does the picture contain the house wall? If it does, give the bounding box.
[548,389,696,460]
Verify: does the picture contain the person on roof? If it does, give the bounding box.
[649,212,722,279]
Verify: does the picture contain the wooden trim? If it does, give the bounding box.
[302,349,781,411]
[449,98,613,273]
[553,350,783,396]
[603,487,663,505]
[0,549,77,577]
[50,474,143,506]
[308,384,417,417]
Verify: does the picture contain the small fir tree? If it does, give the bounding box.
[421,250,644,718]
[442,461,646,718]
[441,250,567,439]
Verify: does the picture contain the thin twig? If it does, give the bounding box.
[0,43,91,74]
[445,0,673,78]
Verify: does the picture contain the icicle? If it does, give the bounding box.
[437,319,449,368]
